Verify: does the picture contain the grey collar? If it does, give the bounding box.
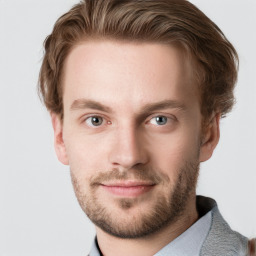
[200,197,248,256]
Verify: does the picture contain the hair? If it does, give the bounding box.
[38,0,238,124]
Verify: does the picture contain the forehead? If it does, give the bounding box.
[62,40,199,113]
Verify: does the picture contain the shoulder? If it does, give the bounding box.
[197,196,249,256]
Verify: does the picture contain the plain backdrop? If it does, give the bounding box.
[0,0,255,255]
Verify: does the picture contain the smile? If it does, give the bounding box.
[100,181,156,197]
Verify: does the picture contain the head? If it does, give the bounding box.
[39,0,238,238]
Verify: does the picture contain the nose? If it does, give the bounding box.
[108,125,149,169]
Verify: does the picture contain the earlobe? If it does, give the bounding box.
[199,113,221,162]
[51,113,69,165]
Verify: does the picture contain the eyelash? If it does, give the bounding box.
[83,114,176,128]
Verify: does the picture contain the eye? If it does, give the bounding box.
[85,116,104,127]
[149,116,169,125]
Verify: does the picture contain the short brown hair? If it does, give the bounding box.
[38,0,238,122]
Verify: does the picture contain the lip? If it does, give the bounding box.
[100,180,155,197]
[102,180,155,187]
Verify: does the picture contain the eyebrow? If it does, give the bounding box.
[70,98,187,114]
[70,99,113,113]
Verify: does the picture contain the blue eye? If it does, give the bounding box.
[85,116,104,127]
[150,116,168,125]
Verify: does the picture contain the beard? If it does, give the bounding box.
[70,159,199,239]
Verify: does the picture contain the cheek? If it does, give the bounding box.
[153,130,196,156]
[64,131,111,177]
[151,143,185,185]
[149,129,200,175]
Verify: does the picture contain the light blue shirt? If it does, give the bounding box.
[89,210,212,256]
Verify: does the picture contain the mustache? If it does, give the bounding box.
[90,167,168,186]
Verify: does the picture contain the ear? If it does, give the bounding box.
[199,113,221,162]
[51,113,69,165]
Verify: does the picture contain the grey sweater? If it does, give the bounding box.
[198,196,248,256]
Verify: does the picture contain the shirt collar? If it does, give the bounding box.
[89,196,216,256]
[89,238,102,256]
[153,210,212,256]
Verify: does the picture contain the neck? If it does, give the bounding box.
[95,196,198,256]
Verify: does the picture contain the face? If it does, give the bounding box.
[52,40,219,238]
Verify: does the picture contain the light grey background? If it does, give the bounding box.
[0,0,255,255]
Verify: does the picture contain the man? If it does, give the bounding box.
[38,0,254,255]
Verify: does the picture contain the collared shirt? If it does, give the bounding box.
[89,208,212,256]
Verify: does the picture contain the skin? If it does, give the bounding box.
[51,40,220,256]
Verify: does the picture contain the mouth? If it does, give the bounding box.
[99,180,156,197]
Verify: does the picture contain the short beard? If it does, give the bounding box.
[70,160,199,239]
